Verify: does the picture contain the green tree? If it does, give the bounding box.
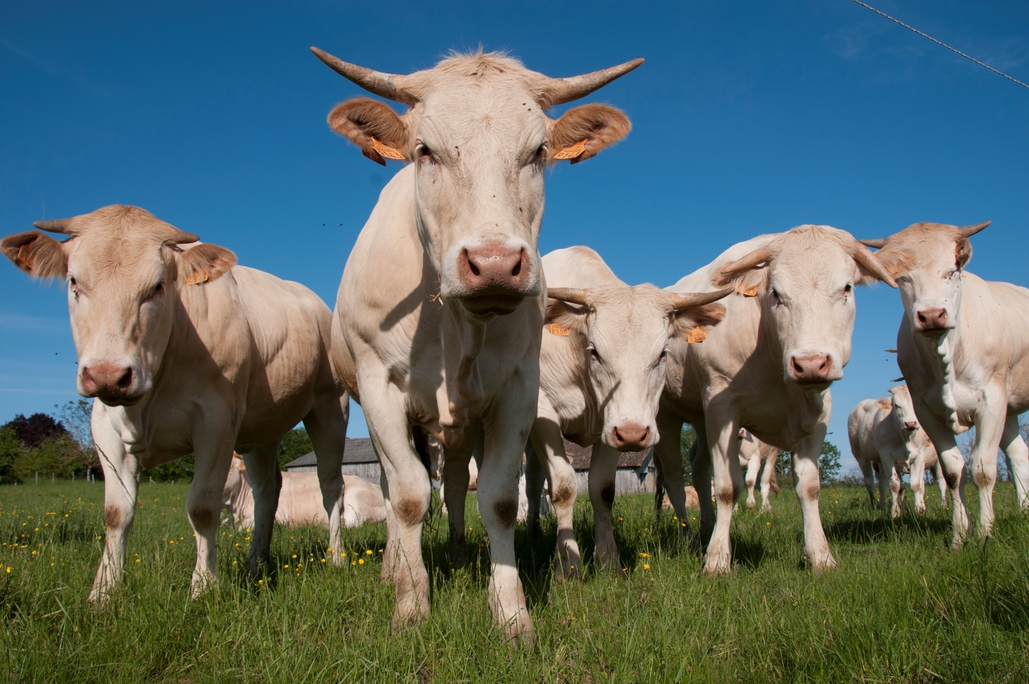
[0,427,22,481]
[142,454,195,483]
[819,439,842,484]
[278,427,313,469]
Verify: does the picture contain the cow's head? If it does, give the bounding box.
[713,225,897,391]
[1,205,236,406]
[546,284,729,450]
[886,384,920,433]
[860,222,989,337]
[313,48,640,318]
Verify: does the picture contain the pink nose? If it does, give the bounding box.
[904,421,918,430]
[458,244,529,295]
[612,423,650,450]
[790,354,832,383]
[916,308,948,330]
[81,364,134,399]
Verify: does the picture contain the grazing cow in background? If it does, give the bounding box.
[848,385,947,517]
[738,428,779,513]
[223,456,385,529]
[313,47,641,643]
[861,222,1029,545]
[1,205,348,601]
[518,246,728,575]
[654,225,896,574]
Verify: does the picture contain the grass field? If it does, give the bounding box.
[1,480,1027,683]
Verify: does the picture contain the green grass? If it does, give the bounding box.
[1,480,1027,683]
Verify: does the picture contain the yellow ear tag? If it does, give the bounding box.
[238,464,246,472]
[876,400,892,410]
[549,323,571,336]
[553,139,588,160]
[370,137,405,160]
[686,327,707,343]
[742,288,758,297]
[186,270,210,286]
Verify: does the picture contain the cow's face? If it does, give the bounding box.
[887,385,920,433]
[547,285,727,450]
[861,222,989,338]
[714,226,896,391]
[315,49,639,318]
[1,205,235,406]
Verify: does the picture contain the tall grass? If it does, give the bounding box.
[1,480,1026,682]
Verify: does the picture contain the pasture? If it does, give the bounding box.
[2,481,1027,682]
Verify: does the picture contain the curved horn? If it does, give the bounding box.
[169,229,200,245]
[712,246,769,287]
[859,238,888,249]
[541,58,644,106]
[959,221,990,238]
[851,241,897,288]
[310,47,418,105]
[885,348,898,353]
[669,287,734,311]
[547,287,591,306]
[33,219,73,234]
[891,377,905,383]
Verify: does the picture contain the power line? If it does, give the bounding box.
[852,0,1029,92]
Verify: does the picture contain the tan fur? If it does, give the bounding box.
[1,231,68,279]
[328,98,410,165]
[548,103,632,164]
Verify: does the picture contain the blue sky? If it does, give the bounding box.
[2,1,1027,472]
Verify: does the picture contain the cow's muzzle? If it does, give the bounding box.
[788,353,838,390]
[80,364,141,405]
[609,423,652,451]
[915,307,952,335]
[455,244,536,315]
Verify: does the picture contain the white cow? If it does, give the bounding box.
[223,456,385,529]
[519,246,728,575]
[848,385,947,517]
[861,221,1029,545]
[1,205,348,601]
[654,225,896,574]
[738,428,779,513]
[313,47,640,643]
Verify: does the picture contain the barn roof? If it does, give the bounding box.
[562,439,653,472]
[284,438,378,469]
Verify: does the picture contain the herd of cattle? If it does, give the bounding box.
[3,47,1027,645]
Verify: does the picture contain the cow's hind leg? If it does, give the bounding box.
[744,452,760,510]
[588,444,623,573]
[759,449,777,513]
[1001,415,1029,511]
[529,416,581,580]
[240,442,282,577]
[189,427,239,597]
[654,409,699,546]
[303,391,348,566]
[89,403,141,604]
[909,448,927,514]
[702,422,744,575]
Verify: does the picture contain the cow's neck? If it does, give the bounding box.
[436,301,488,447]
[916,328,964,433]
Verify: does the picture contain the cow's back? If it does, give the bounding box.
[276,472,330,527]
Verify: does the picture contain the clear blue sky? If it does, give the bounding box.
[2,1,1027,472]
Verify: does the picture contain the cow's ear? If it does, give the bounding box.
[177,244,236,286]
[1,231,68,279]
[711,246,770,296]
[673,301,726,343]
[548,104,631,165]
[544,299,589,339]
[955,238,972,270]
[327,97,409,166]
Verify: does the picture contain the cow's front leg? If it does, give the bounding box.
[793,431,835,570]
[529,412,581,580]
[479,384,536,646]
[654,408,698,546]
[1001,414,1029,511]
[89,402,141,604]
[759,449,777,513]
[969,392,1008,538]
[189,427,238,597]
[918,411,968,547]
[303,390,348,566]
[588,443,622,573]
[880,452,903,519]
[702,421,744,575]
[240,442,282,577]
[908,447,927,514]
[744,451,760,510]
[858,457,877,508]
[441,429,476,569]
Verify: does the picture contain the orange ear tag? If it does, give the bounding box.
[876,400,891,410]
[370,137,405,160]
[686,328,707,343]
[186,270,210,286]
[549,323,570,336]
[742,288,758,297]
[238,464,246,472]
[553,139,588,160]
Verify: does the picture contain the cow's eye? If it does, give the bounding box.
[771,288,781,304]
[416,143,434,164]
[69,277,79,301]
[534,144,547,162]
[587,344,602,364]
[153,282,164,296]
[843,283,853,295]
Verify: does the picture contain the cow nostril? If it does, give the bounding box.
[511,256,521,277]
[117,369,133,390]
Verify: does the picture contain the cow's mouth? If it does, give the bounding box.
[792,378,833,392]
[460,293,525,317]
[93,392,144,407]
[916,325,950,337]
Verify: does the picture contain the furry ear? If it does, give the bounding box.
[866,243,917,281]
[327,98,409,165]
[1,231,68,278]
[544,299,589,338]
[711,246,770,296]
[177,244,236,286]
[672,301,726,342]
[955,238,973,270]
[548,104,631,164]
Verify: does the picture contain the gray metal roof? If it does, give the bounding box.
[283,437,379,469]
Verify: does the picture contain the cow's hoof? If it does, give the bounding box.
[502,620,536,649]
[810,554,837,572]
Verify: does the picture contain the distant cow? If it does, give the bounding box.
[314,47,641,643]
[223,456,385,529]
[1,205,348,602]
[848,385,947,518]
[738,428,779,513]
[861,221,1029,545]
[655,225,896,574]
[513,246,728,576]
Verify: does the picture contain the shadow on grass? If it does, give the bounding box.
[825,514,952,545]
